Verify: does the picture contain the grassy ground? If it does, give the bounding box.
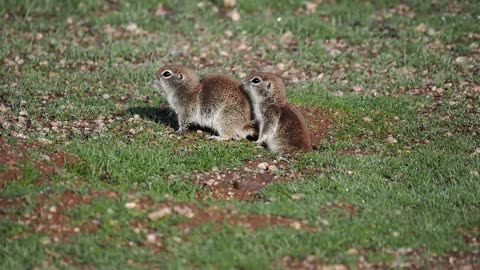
[1,0,479,269]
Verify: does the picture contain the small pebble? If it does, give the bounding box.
[257,162,269,170]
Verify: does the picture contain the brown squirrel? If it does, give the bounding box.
[242,72,312,153]
[153,65,256,141]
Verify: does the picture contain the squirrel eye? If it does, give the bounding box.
[251,77,261,84]
[162,70,172,78]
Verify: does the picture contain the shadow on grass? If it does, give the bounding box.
[127,103,270,143]
[128,104,219,135]
[128,104,179,130]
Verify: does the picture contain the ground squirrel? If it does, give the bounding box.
[242,72,312,153]
[153,65,256,141]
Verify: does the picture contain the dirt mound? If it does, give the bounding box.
[192,158,303,201]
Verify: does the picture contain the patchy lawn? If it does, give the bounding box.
[1,0,479,269]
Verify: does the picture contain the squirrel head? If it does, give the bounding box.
[154,65,200,95]
[242,72,287,106]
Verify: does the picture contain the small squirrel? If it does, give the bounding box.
[242,72,312,153]
[153,65,256,141]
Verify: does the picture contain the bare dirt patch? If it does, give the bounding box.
[127,199,312,233]
[320,202,357,218]
[280,256,347,270]
[0,137,80,187]
[26,193,97,239]
[279,249,480,270]
[33,150,81,183]
[0,137,26,184]
[179,204,311,232]
[129,219,165,254]
[339,147,375,156]
[384,249,480,269]
[425,252,480,269]
[2,189,117,240]
[0,195,25,210]
[458,226,480,248]
[192,158,300,201]
[124,198,314,254]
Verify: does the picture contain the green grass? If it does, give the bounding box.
[1,0,479,269]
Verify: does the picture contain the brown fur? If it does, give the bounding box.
[153,65,255,140]
[242,72,312,153]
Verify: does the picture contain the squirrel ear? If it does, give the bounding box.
[267,82,272,90]
[178,74,184,80]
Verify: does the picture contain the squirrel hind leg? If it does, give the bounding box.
[205,125,234,141]
[233,127,255,141]
[232,121,258,141]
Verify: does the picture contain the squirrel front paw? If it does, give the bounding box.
[175,127,188,134]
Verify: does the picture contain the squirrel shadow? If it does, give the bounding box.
[128,104,220,135]
[128,104,179,131]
